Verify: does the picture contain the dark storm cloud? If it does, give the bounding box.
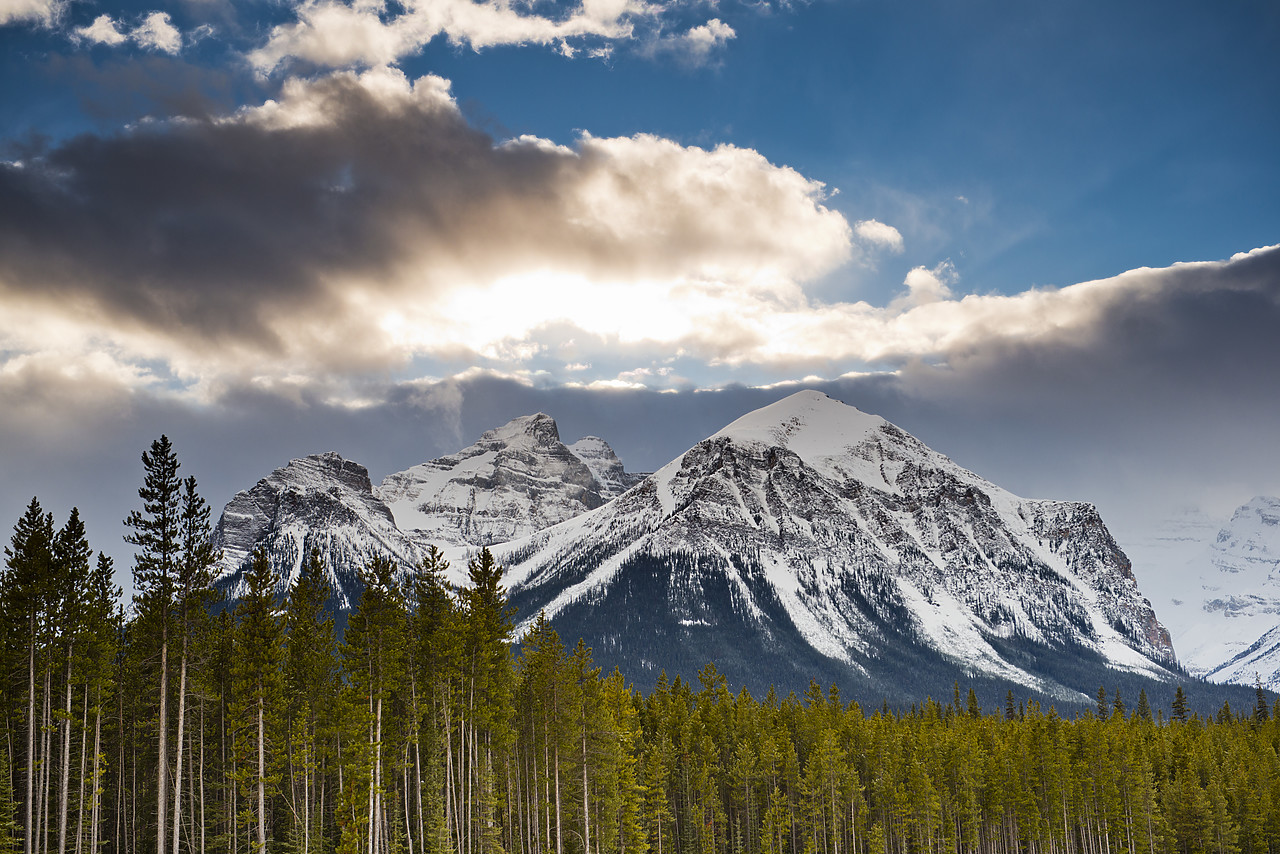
[0,70,498,356]
[43,53,239,124]
[0,67,850,376]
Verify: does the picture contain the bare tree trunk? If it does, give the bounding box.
[27,627,36,854]
[581,728,589,854]
[159,628,169,854]
[403,754,414,854]
[374,695,384,854]
[41,667,53,854]
[172,632,188,854]
[554,742,562,854]
[91,692,102,854]
[58,646,73,854]
[412,684,424,854]
[303,730,311,854]
[367,693,376,854]
[257,694,266,854]
[199,700,206,854]
[443,698,457,854]
[76,684,89,854]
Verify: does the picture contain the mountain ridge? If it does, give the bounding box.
[212,389,1185,703]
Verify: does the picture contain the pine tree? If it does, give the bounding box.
[124,436,182,854]
[4,498,55,854]
[407,547,458,854]
[1253,678,1270,723]
[172,477,219,854]
[1172,686,1189,723]
[52,509,92,854]
[233,551,284,854]
[81,554,120,854]
[343,557,406,854]
[283,550,339,854]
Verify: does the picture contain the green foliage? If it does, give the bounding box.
[9,470,1280,854]
[124,435,182,612]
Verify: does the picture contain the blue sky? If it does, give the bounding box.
[2,0,1280,578]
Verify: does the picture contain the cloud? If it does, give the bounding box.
[5,62,1278,437]
[75,11,186,52]
[853,219,904,254]
[132,12,183,52]
[0,0,62,26]
[248,0,650,73]
[891,260,954,309]
[75,14,128,45]
[0,66,853,405]
[645,17,735,65]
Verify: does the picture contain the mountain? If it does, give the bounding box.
[1138,496,1280,689]
[498,391,1177,704]
[376,414,643,554]
[211,452,423,609]
[212,416,643,602]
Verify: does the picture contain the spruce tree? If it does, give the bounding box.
[171,476,219,854]
[1135,689,1153,722]
[233,551,284,854]
[4,497,55,854]
[1172,686,1189,723]
[124,436,182,854]
[284,550,338,854]
[52,509,92,854]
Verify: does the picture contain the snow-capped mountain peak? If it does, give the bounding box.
[502,391,1175,701]
[712,390,887,456]
[375,413,642,555]
[212,451,422,608]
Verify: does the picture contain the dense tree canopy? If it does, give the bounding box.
[4,447,1280,854]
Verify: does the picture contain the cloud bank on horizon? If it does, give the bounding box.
[2,55,1278,420]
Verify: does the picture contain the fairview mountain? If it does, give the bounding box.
[213,391,1182,704]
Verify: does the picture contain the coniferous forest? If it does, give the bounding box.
[5,437,1280,854]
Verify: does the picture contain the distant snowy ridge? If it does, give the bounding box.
[1139,496,1280,689]
[376,413,644,557]
[212,417,643,602]
[211,452,423,608]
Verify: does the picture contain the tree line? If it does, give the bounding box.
[4,435,1280,854]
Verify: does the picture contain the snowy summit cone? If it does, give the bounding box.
[377,413,644,561]
[212,452,422,609]
[500,390,1176,703]
[212,415,646,601]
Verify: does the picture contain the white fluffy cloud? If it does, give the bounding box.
[854,219,904,254]
[74,10,184,52]
[645,17,735,64]
[0,0,62,26]
[248,0,664,73]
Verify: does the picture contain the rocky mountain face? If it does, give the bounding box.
[211,452,423,609]
[376,414,643,556]
[498,391,1176,703]
[211,391,1184,704]
[212,417,641,603]
[1137,496,1280,689]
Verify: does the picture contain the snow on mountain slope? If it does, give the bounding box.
[211,416,646,604]
[1139,497,1280,689]
[212,452,424,608]
[376,414,641,555]
[500,390,1175,700]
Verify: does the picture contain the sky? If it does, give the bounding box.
[2,0,1280,594]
